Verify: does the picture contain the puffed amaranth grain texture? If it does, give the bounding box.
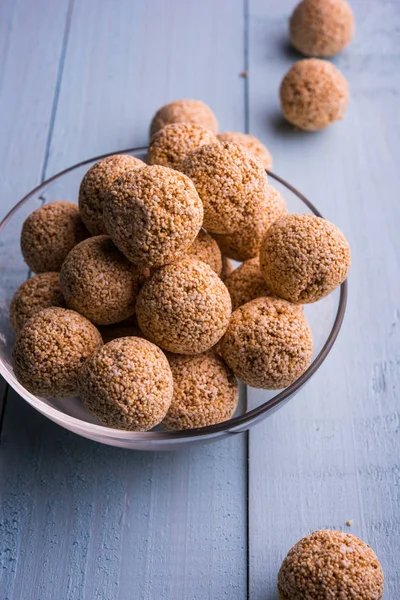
[217,296,313,389]
[78,154,145,235]
[212,184,287,261]
[10,272,65,334]
[181,142,268,234]
[280,58,348,131]
[186,229,222,275]
[278,529,384,600]
[137,258,232,355]
[224,258,272,311]
[60,236,145,325]
[20,201,88,273]
[78,337,173,431]
[150,99,218,137]
[148,123,218,170]
[104,165,203,268]
[217,131,272,170]
[290,0,355,58]
[162,351,238,430]
[260,214,351,304]
[13,307,102,398]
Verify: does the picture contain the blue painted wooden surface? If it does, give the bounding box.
[247,2,400,598]
[0,0,399,598]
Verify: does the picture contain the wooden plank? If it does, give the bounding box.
[1,393,247,600]
[0,0,71,427]
[0,1,248,599]
[0,0,71,209]
[44,0,246,174]
[247,0,400,597]
[0,0,15,92]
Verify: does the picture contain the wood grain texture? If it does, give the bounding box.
[1,0,399,598]
[0,1,248,599]
[0,0,71,430]
[1,394,247,600]
[44,0,246,174]
[247,0,400,597]
[0,0,71,205]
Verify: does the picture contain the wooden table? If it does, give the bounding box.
[0,1,399,597]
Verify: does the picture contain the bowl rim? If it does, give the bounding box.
[0,146,348,441]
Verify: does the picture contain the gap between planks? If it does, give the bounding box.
[0,0,76,441]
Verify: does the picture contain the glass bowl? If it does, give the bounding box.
[0,147,347,450]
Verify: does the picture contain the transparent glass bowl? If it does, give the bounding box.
[0,147,347,450]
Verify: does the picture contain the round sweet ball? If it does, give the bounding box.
[278,530,384,600]
[181,142,268,234]
[78,154,145,236]
[79,337,173,431]
[99,315,144,344]
[150,99,218,138]
[21,201,88,273]
[137,258,232,355]
[224,258,272,311]
[290,0,355,58]
[212,184,287,261]
[13,307,102,398]
[280,59,348,131]
[186,229,222,275]
[104,165,203,268]
[148,123,218,171]
[163,351,238,430]
[220,256,235,281]
[10,272,65,334]
[60,236,145,326]
[217,296,313,389]
[217,132,272,170]
[260,214,351,304]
